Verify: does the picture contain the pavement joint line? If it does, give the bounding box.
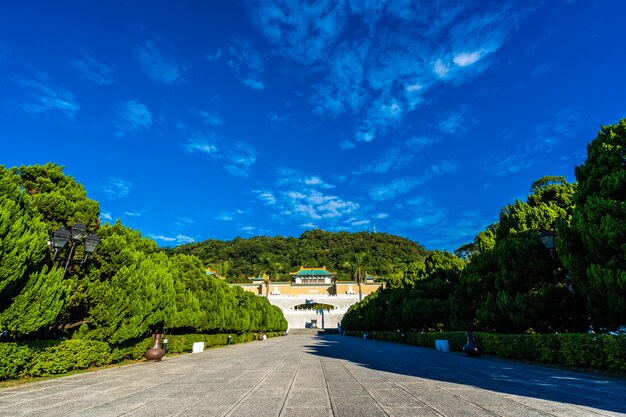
[67,351,267,417]
[66,369,193,416]
[337,359,390,417]
[277,353,305,417]
[319,358,337,417]
[360,367,447,417]
[223,358,287,417]
[353,346,557,417]
[168,359,272,417]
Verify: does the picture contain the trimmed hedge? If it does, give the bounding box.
[0,331,284,381]
[344,331,626,372]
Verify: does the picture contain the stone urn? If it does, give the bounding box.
[144,333,166,361]
[463,330,481,356]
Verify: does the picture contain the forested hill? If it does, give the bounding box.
[167,229,429,282]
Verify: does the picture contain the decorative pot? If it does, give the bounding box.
[144,333,166,361]
[463,330,481,356]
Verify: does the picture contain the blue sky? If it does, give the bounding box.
[1,0,625,251]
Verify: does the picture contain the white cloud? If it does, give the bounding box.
[209,39,264,90]
[175,217,195,226]
[368,160,458,201]
[369,177,421,201]
[70,55,114,85]
[255,190,277,205]
[339,140,356,150]
[453,51,482,67]
[183,133,218,154]
[250,1,522,147]
[135,40,187,84]
[214,212,234,221]
[115,100,152,137]
[12,74,80,119]
[276,168,334,189]
[183,132,257,177]
[149,234,195,244]
[101,178,131,199]
[100,212,113,221]
[438,107,477,135]
[194,109,225,126]
[433,59,451,78]
[124,211,141,217]
[374,213,388,219]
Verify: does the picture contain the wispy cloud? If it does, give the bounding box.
[214,212,234,221]
[249,1,522,146]
[115,100,152,137]
[238,225,269,235]
[183,133,257,177]
[355,135,438,175]
[266,112,289,123]
[368,160,458,201]
[100,212,113,221]
[438,107,476,135]
[422,210,494,251]
[193,109,225,126]
[175,217,195,226]
[101,178,131,199]
[70,55,114,85]
[135,40,187,84]
[149,234,195,245]
[182,133,218,154]
[249,0,348,66]
[254,169,362,229]
[12,74,80,119]
[209,39,264,90]
[276,167,334,189]
[488,108,586,176]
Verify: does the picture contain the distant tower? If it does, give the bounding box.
[373,224,377,233]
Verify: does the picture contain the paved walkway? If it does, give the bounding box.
[1,334,625,417]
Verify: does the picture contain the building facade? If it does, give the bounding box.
[231,266,384,329]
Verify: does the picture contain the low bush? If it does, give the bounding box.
[0,331,284,381]
[343,330,626,372]
[29,340,112,377]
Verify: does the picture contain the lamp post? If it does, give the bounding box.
[539,227,595,334]
[48,223,100,279]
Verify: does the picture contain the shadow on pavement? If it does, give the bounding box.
[304,334,626,414]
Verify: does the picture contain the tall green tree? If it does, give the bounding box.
[558,120,626,330]
[0,167,65,338]
[451,176,586,333]
[11,163,100,231]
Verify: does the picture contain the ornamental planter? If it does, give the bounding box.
[144,333,166,361]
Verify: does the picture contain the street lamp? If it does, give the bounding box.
[538,227,595,333]
[48,223,100,279]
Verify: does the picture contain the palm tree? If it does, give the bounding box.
[260,254,283,297]
[352,252,368,301]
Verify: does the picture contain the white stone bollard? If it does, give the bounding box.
[192,342,205,353]
[435,339,449,352]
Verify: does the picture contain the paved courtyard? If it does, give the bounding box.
[1,333,625,417]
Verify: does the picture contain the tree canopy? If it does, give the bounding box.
[169,229,429,283]
[0,164,286,342]
[558,120,626,330]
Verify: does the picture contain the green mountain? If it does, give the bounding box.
[167,229,429,283]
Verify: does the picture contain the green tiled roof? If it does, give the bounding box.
[290,267,335,276]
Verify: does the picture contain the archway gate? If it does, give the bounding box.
[267,295,361,330]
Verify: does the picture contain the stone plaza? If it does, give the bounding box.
[1,333,625,417]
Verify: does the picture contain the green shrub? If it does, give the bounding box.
[0,332,283,381]
[29,339,112,377]
[343,331,626,372]
[0,343,34,380]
